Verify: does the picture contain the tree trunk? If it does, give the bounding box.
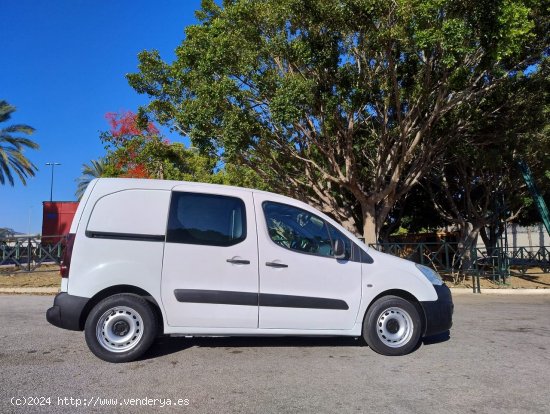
[362,201,378,245]
[480,224,504,257]
[456,222,481,271]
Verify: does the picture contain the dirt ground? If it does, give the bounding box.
[1,264,549,290]
[442,267,550,289]
[0,265,60,288]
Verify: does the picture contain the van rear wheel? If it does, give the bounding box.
[84,294,157,363]
[363,295,422,356]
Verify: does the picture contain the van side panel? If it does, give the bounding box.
[67,189,171,307]
[86,190,169,236]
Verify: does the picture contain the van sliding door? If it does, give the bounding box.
[161,186,259,328]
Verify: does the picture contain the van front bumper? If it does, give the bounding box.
[420,284,453,337]
[46,292,89,331]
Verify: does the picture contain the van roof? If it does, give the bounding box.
[93,177,300,205]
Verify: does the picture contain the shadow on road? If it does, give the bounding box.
[143,331,451,360]
[422,330,451,346]
[143,336,362,360]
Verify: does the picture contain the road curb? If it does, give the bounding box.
[0,287,59,294]
[450,288,550,295]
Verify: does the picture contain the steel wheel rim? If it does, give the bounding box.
[96,306,144,353]
[376,307,414,348]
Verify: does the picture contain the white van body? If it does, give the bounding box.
[47,178,452,362]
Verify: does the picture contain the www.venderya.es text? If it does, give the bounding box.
[10,396,190,408]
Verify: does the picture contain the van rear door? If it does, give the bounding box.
[161,186,259,328]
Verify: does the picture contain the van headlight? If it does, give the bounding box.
[415,264,444,286]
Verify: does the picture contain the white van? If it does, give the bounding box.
[47,178,453,362]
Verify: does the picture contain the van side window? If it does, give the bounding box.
[167,192,246,246]
[263,202,334,257]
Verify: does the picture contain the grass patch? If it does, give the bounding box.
[0,266,60,288]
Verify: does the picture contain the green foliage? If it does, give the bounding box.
[0,100,39,186]
[128,0,547,240]
[216,161,270,190]
[97,111,265,190]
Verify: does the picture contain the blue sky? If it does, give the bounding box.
[0,0,202,233]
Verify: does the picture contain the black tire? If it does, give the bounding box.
[84,294,158,363]
[363,295,422,356]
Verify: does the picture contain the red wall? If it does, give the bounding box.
[42,202,79,243]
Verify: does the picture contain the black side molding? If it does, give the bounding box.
[174,289,349,310]
[85,230,165,242]
[174,289,258,306]
[260,293,348,310]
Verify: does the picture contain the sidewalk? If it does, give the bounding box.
[0,287,59,294]
[450,288,550,295]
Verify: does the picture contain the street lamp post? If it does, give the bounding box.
[46,162,61,202]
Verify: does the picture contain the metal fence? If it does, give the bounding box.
[2,235,549,283]
[0,235,67,271]
[369,242,550,284]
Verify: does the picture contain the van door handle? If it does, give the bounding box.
[265,262,288,268]
[226,259,251,265]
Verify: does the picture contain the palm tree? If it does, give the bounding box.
[75,158,107,200]
[0,100,39,185]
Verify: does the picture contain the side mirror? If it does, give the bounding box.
[333,239,347,260]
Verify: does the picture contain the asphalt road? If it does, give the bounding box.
[1,294,549,414]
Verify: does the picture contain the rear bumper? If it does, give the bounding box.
[46,292,89,331]
[420,284,454,337]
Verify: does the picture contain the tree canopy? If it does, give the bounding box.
[128,0,549,242]
[425,58,550,252]
[79,110,266,196]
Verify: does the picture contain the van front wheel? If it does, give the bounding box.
[84,294,157,363]
[363,295,422,356]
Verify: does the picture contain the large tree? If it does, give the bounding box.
[0,100,39,186]
[424,60,550,267]
[128,0,547,242]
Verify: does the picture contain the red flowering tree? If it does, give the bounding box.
[105,111,159,142]
[102,111,166,178]
[95,110,266,188]
[100,110,220,181]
